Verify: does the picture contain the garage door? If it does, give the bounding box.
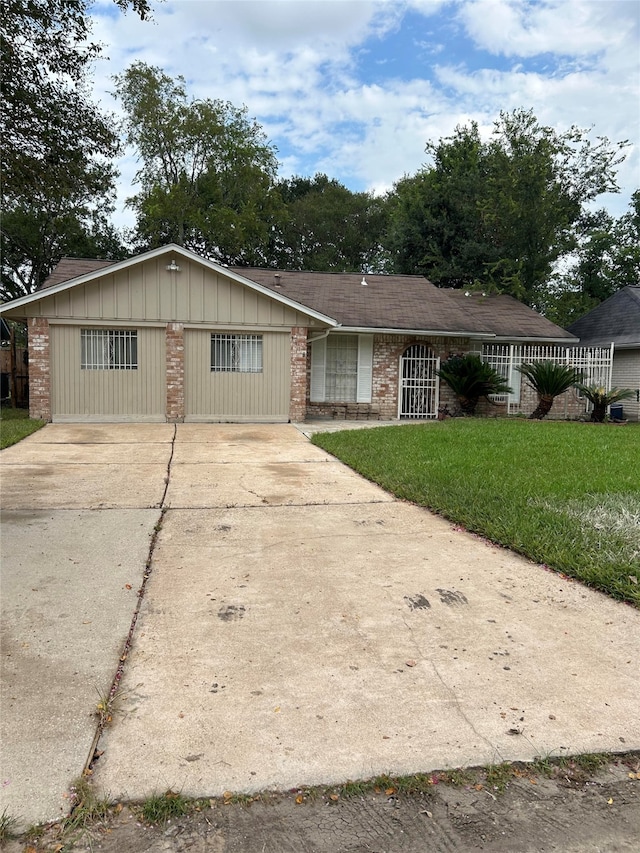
[50,325,165,422]
[184,329,291,422]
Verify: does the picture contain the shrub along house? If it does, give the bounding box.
[0,243,592,424]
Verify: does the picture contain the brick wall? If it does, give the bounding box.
[27,317,51,421]
[289,326,308,422]
[305,334,472,420]
[166,322,185,422]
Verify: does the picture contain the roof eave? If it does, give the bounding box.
[336,326,495,339]
[490,334,580,344]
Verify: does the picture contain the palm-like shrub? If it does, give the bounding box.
[575,385,634,423]
[518,361,582,420]
[437,354,512,416]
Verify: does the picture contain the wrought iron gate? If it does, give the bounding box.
[399,344,439,418]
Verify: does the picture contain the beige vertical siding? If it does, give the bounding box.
[184,330,291,421]
[612,350,640,422]
[50,325,165,422]
[33,259,310,327]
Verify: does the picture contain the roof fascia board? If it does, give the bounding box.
[0,243,339,327]
[336,326,495,339]
[490,334,580,344]
[576,340,639,349]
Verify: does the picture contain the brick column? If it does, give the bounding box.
[28,317,52,421]
[166,322,185,422]
[289,326,308,422]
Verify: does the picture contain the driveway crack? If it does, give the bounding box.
[392,591,500,761]
[82,424,177,776]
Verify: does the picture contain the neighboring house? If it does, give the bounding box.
[0,243,581,424]
[1,317,28,405]
[567,286,640,422]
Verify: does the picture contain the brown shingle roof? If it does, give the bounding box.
[444,289,577,340]
[40,258,117,289]
[39,255,575,341]
[233,267,575,340]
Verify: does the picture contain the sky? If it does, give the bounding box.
[89,0,640,229]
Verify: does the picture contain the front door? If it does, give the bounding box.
[399,344,439,418]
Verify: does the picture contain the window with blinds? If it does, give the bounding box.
[211,334,263,373]
[325,334,358,400]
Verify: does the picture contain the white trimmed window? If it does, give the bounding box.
[81,329,137,370]
[310,334,373,402]
[211,334,263,373]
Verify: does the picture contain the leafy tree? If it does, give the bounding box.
[1,0,149,300]
[543,192,640,328]
[575,385,634,423]
[2,0,149,204]
[386,110,628,305]
[271,175,390,272]
[437,354,512,415]
[114,63,283,264]
[1,206,126,302]
[387,125,492,288]
[517,361,582,420]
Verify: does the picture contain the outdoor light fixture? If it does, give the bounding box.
[166,260,181,272]
[361,277,368,286]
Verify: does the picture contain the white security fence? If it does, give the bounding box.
[476,343,614,416]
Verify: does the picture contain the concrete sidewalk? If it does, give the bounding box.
[1,423,639,829]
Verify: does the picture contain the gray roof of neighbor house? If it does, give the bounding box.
[232,267,576,340]
[567,286,640,348]
[33,251,575,341]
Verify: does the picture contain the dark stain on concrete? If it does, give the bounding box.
[437,588,468,606]
[404,594,431,611]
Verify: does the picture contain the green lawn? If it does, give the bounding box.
[0,406,45,449]
[312,419,640,606]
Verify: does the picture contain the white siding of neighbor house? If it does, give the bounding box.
[612,349,640,422]
[27,258,311,328]
[50,324,165,422]
[184,329,291,422]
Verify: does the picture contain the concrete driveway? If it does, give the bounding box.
[1,424,639,827]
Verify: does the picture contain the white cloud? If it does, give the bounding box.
[88,0,639,229]
[458,0,637,59]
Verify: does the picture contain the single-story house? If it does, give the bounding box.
[0,243,582,424]
[567,286,640,422]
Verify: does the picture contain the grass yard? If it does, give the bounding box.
[0,405,45,449]
[312,419,640,606]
